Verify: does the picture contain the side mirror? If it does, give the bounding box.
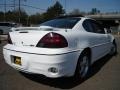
[104,28,112,34]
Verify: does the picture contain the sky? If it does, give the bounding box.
[0,0,120,15]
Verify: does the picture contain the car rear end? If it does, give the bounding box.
[3,27,80,78]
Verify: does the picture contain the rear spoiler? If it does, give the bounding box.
[11,27,41,31]
[11,26,57,31]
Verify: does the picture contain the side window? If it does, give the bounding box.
[82,19,94,32]
[91,21,105,34]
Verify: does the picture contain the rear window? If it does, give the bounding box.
[40,18,80,29]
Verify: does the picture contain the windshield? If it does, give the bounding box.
[40,18,80,29]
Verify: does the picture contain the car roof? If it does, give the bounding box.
[55,14,83,19]
[54,15,93,21]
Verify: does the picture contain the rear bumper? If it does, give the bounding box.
[3,45,81,78]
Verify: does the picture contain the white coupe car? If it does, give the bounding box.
[3,16,117,78]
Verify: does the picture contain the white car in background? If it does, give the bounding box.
[3,16,117,78]
[0,22,18,35]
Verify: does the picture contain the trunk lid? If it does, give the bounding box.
[9,27,67,47]
[10,27,52,47]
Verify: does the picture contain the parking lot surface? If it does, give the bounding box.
[0,36,120,90]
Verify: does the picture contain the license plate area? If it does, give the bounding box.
[11,55,22,66]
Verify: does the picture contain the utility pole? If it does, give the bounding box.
[14,0,15,11]
[4,0,6,22]
[64,0,67,15]
[65,0,67,14]
[19,0,21,23]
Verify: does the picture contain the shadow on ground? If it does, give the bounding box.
[20,54,116,89]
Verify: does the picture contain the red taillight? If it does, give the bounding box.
[36,32,68,48]
[8,34,12,44]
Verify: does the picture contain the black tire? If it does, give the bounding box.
[74,51,90,79]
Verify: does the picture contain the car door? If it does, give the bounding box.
[91,20,111,61]
[83,19,110,61]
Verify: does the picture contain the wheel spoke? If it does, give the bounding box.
[79,56,89,77]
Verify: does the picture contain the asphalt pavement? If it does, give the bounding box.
[0,36,120,90]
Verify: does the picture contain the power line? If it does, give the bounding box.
[0,4,14,7]
[22,4,46,11]
[0,1,46,23]
[0,4,46,11]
